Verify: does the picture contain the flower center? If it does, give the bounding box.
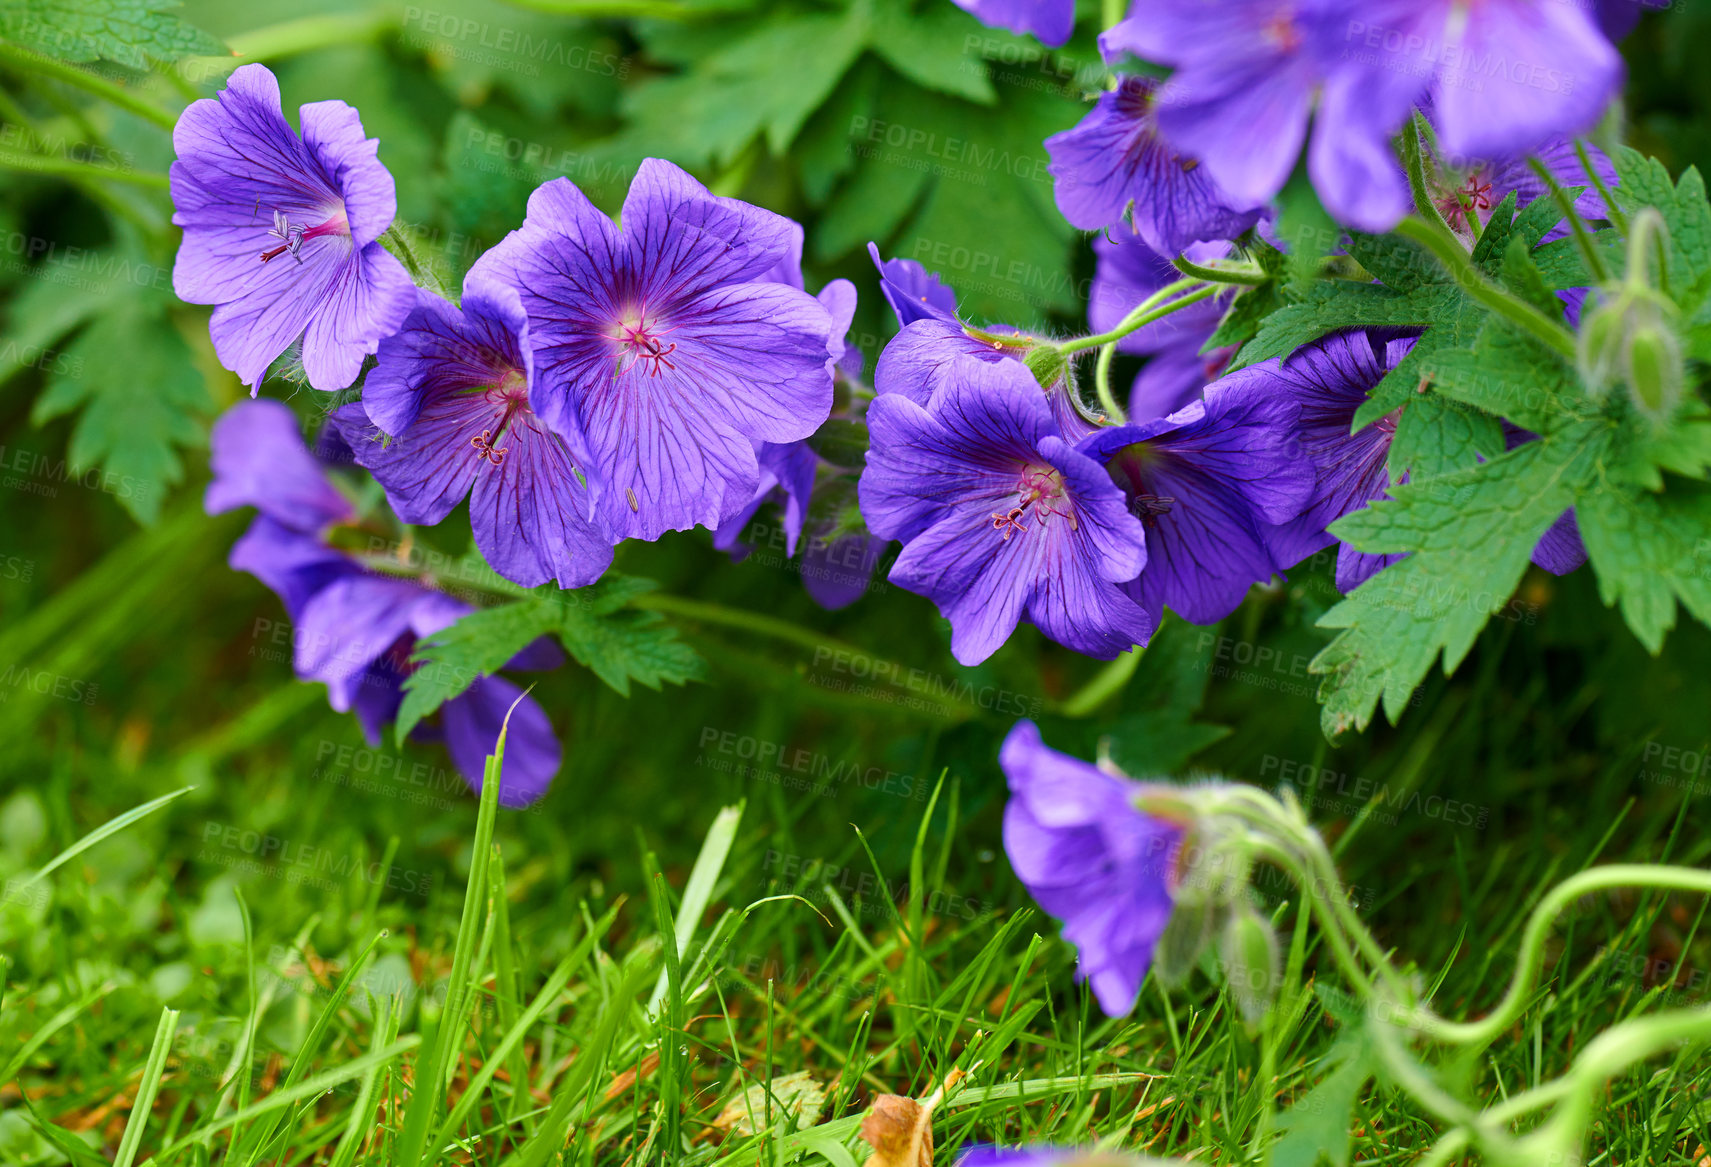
[470,367,531,467]
[259,206,351,263]
[612,313,678,378]
[1436,174,1494,229]
[990,466,1075,541]
[1106,443,1177,527]
[1260,7,1302,53]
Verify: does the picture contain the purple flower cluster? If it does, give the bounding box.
[174,65,849,798]
[1046,0,1624,237]
[206,401,562,806]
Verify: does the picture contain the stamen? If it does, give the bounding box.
[991,467,1073,540]
[470,429,509,466]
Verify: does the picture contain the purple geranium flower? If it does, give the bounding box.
[1437,137,1619,245]
[332,274,613,590]
[1415,0,1623,161]
[468,160,838,542]
[170,64,414,392]
[1000,720,1182,1016]
[1081,375,1312,625]
[951,0,1074,47]
[870,249,1096,440]
[1100,0,1420,231]
[1090,232,1234,423]
[860,358,1153,664]
[1046,75,1264,252]
[207,400,562,805]
[1595,0,1666,40]
[958,1151,1165,1167]
[1260,330,1584,591]
[870,242,960,329]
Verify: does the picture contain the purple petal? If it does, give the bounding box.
[206,398,354,530]
[951,0,1074,46]
[443,676,562,807]
[1431,0,1623,160]
[1046,76,1264,249]
[867,243,959,327]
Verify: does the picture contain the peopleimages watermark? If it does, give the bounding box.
[0,442,154,508]
[401,7,630,79]
[1638,740,1711,797]
[1260,755,1490,830]
[0,663,98,707]
[808,646,1045,719]
[696,727,926,801]
[197,821,435,897]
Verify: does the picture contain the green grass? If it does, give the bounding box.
[5,487,1711,1165]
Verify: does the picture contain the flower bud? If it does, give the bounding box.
[1575,292,1626,399]
[1623,319,1684,421]
[1219,901,1282,1027]
[1022,342,1068,392]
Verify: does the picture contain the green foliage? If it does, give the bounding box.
[0,0,221,67]
[397,575,705,742]
[29,285,209,524]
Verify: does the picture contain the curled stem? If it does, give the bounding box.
[1059,280,1218,356]
[1171,254,1268,286]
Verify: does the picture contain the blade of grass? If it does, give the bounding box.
[19,786,193,888]
[649,801,743,1014]
[394,722,506,1167]
[112,1007,178,1167]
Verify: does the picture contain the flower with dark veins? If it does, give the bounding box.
[1046,75,1264,252]
[170,63,414,392]
[860,358,1152,664]
[333,275,613,590]
[468,159,838,542]
[1081,376,1313,624]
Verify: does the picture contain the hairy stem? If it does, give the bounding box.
[1393,216,1579,359]
[1059,280,1218,356]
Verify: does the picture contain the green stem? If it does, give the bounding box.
[0,148,169,188]
[1059,281,1218,356]
[1100,0,1125,30]
[0,43,178,131]
[1576,138,1628,234]
[1393,216,1579,360]
[379,225,448,300]
[1056,643,1143,717]
[1403,114,1455,238]
[1093,340,1123,425]
[226,11,393,62]
[1406,865,1711,1047]
[1527,155,1610,284]
[1172,254,1268,286]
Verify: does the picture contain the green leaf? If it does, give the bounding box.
[29,291,209,524]
[1311,426,1608,737]
[398,576,707,743]
[1419,319,1595,435]
[869,0,996,105]
[1388,395,1504,483]
[1204,279,1287,353]
[1104,616,1230,776]
[396,601,562,744]
[0,0,223,67]
[1271,1032,1375,1167]
[1578,478,1711,654]
[619,9,868,168]
[1614,147,1711,315]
